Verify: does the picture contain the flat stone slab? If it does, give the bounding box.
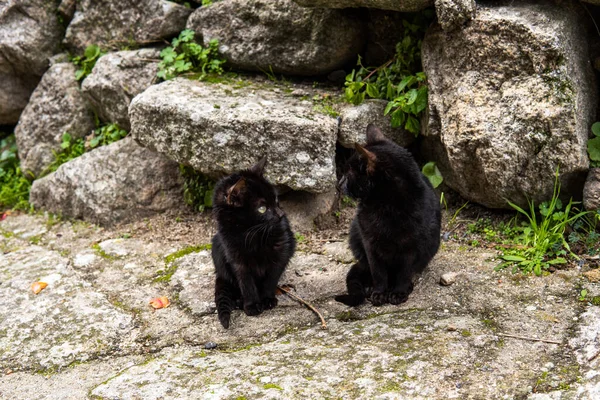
[0,245,134,372]
[129,78,339,193]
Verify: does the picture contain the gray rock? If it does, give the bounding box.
[64,0,192,53]
[293,0,433,12]
[187,0,365,76]
[339,99,415,148]
[584,168,600,211]
[280,190,338,231]
[323,241,354,264]
[435,0,476,31]
[82,49,161,130]
[0,0,64,124]
[15,63,95,177]
[0,74,37,125]
[29,137,183,226]
[422,3,597,209]
[440,271,459,286]
[129,78,339,193]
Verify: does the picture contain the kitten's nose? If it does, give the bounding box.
[275,207,285,218]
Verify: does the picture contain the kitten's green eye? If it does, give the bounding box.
[257,205,267,214]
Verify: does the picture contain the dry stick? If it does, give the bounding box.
[588,349,600,362]
[278,286,327,329]
[498,333,562,345]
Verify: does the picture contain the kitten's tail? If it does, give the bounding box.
[215,277,237,329]
[334,262,369,307]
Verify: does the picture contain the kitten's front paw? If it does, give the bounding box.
[370,291,389,306]
[243,302,264,316]
[389,292,410,305]
[262,297,278,310]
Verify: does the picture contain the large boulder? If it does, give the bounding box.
[0,0,64,124]
[64,0,192,53]
[422,2,597,209]
[293,0,433,11]
[30,137,183,225]
[82,49,160,130]
[15,63,95,177]
[187,0,365,76]
[129,78,338,193]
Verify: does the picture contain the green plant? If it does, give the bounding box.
[422,161,443,188]
[343,11,433,135]
[588,122,600,168]
[496,171,591,276]
[43,133,85,175]
[180,165,215,212]
[88,123,128,149]
[70,44,105,81]
[312,94,340,118]
[0,135,32,211]
[579,289,588,301]
[157,29,225,81]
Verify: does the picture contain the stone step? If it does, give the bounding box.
[129,77,340,193]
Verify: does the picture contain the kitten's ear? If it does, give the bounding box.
[354,143,377,174]
[366,124,386,144]
[226,178,246,206]
[249,156,267,176]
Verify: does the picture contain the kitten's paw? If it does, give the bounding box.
[370,291,389,306]
[262,297,278,310]
[335,294,365,307]
[389,292,410,305]
[243,302,264,316]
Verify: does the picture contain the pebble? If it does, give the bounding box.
[204,341,218,350]
[447,325,457,331]
[290,89,309,97]
[440,272,459,286]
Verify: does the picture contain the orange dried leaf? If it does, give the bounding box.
[149,296,170,309]
[31,282,48,294]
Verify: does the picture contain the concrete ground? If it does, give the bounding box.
[1,210,599,399]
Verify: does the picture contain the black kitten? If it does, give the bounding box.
[335,124,441,307]
[211,158,296,329]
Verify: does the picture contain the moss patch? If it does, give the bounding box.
[153,244,212,283]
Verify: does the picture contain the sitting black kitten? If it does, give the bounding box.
[335,124,441,307]
[211,157,296,328]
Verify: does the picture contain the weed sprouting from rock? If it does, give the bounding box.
[157,29,225,81]
[343,10,434,135]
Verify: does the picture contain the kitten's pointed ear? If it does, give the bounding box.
[354,143,377,174]
[226,178,246,205]
[366,123,386,144]
[249,157,267,176]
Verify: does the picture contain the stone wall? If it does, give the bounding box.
[3,0,600,227]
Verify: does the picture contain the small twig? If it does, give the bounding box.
[583,3,600,38]
[498,333,561,345]
[363,59,393,82]
[588,349,600,362]
[278,285,327,329]
[315,238,346,243]
[131,57,161,62]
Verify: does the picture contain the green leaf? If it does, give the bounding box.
[421,161,443,188]
[592,122,600,137]
[90,136,101,148]
[84,44,100,60]
[405,115,420,134]
[365,83,380,99]
[406,88,418,105]
[501,255,527,262]
[588,137,600,162]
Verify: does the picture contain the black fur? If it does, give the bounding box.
[335,124,441,307]
[211,158,296,328]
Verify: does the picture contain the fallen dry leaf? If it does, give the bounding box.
[149,296,170,309]
[31,282,48,294]
[583,269,600,283]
